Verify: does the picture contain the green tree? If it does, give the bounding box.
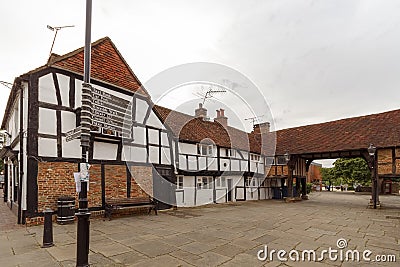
[321,167,335,188]
[331,158,371,186]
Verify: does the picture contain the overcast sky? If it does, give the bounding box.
[1,0,400,167]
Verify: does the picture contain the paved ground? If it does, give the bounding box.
[0,192,399,266]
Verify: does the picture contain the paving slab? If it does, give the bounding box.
[0,192,399,266]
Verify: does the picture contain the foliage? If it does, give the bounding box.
[0,160,3,174]
[306,183,312,194]
[321,158,371,186]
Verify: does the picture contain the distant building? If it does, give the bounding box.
[307,162,322,183]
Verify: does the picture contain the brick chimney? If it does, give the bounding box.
[214,108,228,128]
[253,122,270,134]
[195,103,208,120]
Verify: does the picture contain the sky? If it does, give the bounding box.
[1,0,400,167]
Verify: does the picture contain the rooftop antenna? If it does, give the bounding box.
[245,115,264,128]
[47,25,75,58]
[194,85,226,105]
[0,81,13,89]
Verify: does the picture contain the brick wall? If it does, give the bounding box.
[37,162,78,212]
[88,164,102,207]
[130,166,152,198]
[29,162,155,225]
[377,149,392,175]
[105,165,127,199]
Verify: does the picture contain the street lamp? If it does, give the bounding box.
[284,152,294,198]
[284,152,290,163]
[368,144,377,209]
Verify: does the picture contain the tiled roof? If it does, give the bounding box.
[153,105,273,154]
[275,109,400,155]
[50,37,148,96]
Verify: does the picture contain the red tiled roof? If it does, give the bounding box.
[50,37,148,96]
[275,109,400,155]
[153,105,273,154]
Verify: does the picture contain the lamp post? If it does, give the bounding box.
[76,0,92,266]
[368,144,378,209]
[284,152,293,198]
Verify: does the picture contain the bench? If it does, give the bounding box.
[104,197,157,220]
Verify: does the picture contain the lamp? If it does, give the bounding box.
[368,144,376,157]
[284,152,290,163]
[367,143,378,209]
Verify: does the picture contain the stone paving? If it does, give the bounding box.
[0,192,399,266]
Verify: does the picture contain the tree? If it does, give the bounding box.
[330,158,371,186]
[0,160,3,174]
[321,167,335,189]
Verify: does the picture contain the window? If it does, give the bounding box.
[250,154,261,162]
[198,144,213,156]
[177,176,183,189]
[265,156,274,166]
[246,177,257,187]
[276,156,286,165]
[216,177,227,188]
[198,176,213,189]
[226,149,236,157]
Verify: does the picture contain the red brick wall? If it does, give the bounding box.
[88,164,102,207]
[37,162,78,212]
[105,165,127,199]
[307,164,322,183]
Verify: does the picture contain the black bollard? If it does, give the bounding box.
[42,208,54,248]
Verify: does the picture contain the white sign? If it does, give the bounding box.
[66,126,81,142]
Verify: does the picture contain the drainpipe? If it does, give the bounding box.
[18,80,24,224]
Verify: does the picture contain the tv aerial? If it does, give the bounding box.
[0,81,13,89]
[194,85,226,105]
[47,25,75,58]
[245,115,264,127]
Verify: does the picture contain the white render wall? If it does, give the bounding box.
[36,72,170,163]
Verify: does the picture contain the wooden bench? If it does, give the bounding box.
[104,197,157,220]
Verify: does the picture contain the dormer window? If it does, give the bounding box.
[197,144,213,156]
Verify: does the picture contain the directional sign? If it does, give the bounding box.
[91,87,131,137]
[66,126,82,142]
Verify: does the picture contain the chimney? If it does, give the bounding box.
[253,122,270,134]
[195,103,208,120]
[214,108,228,128]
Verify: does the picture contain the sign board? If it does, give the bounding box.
[66,126,82,142]
[91,87,131,137]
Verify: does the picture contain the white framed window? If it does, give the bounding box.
[198,144,213,156]
[250,153,261,162]
[177,176,183,189]
[216,177,226,188]
[226,149,236,157]
[198,176,213,189]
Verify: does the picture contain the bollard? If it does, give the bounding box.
[42,208,54,248]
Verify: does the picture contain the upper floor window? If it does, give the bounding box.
[276,156,287,165]
[250,153,261,162]
[198,144,213,156]
[226,149,236,157]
